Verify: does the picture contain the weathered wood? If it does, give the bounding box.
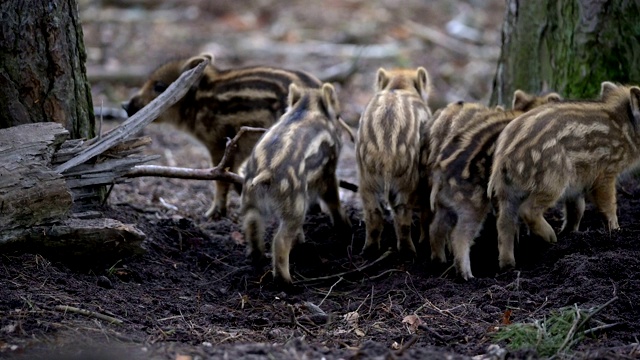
[55,57,209,174]
[0,123,73,233]
[3,218,146,257]
[0,123,153,250]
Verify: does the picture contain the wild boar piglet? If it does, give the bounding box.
[428,91,561,280]
[488,82,640,269]
[241,83,353,285]
[356,67,433,258]
[122,53,322,218]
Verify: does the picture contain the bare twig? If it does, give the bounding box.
[288,304,315,337]
[557,305,582,354]
[395,335,419,356]
[339,179,359,192]
[55,57,209,174]
[295,249,393,284]
[318,277,343,307]
[579,296,618,328]
[126,164,244,185]
[413,297,469,324]
[125,126,360,192]
[55,305,124,325]
[219,126,268,170]
[582,322,621,336]
[125,126,267,185]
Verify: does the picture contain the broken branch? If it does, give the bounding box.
[55,57,209,174]
[55,305,124,325]
[125,126,360,192]
[125,126,268,185]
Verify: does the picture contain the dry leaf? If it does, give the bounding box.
[159,197,178,211]
[175,355,191,360]
[355,328,365,337]
[402,314,422,333]
[344,311,359,328]
[501,309,512,325]
[231,231,245,245]
[391,341,401,350]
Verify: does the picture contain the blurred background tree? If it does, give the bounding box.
[0,0,95,138]
[491,0,640,106]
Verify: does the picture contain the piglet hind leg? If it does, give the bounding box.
[449,207,487,281]
[272,216,305,286]
[206,180,230,219]
[496,197,520,270]
[320,176,352,234]
[241,205,266,265]
[519,194,557,244]
[361,191,385,258]
[559,194,586,235]
[393,203,417,258]
[591,176,620,231]
[418,202,433,246]
[428,204,453,264]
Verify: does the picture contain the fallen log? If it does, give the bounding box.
[0,122,153,253]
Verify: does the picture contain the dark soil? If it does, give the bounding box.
[3,173,640,359]
[2,1,640,359]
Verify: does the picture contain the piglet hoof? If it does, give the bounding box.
[272,275,303,294]
[360,244,381,260]
[397,245,417,262]
[458,270,475,281]
[247,249,267,268]
[205,205,226,220]
[540,229,557,244]
[498,257,516,271]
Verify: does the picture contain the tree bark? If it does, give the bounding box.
[491,0,640,106]
[0,0,94,138]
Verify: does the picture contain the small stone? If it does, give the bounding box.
[97,275,113,289]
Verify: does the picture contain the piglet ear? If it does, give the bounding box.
[629,87,640,127]
[288,83,302,107]
[545,92,562,103]
[321,83,340,119]
[180,53,214,73]
[376,68,390,91]
[321,83,353,141]
[415,67,431,103]
[600,81,618,100]
[511,89,531,111]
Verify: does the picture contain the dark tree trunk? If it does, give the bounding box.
[0,0,94,138]
[491,0,640,106]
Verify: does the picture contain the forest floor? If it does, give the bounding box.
[2,1,640,359]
